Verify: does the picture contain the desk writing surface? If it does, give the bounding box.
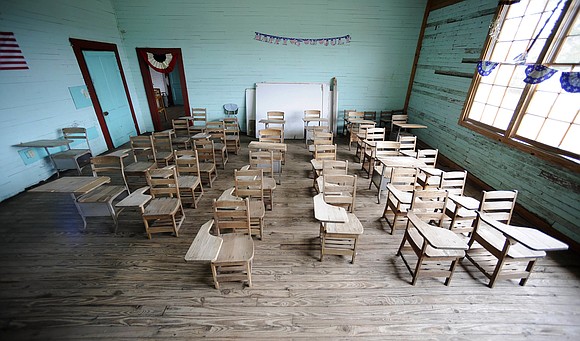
[259,119,286,124]
[185,220,223,262]
[480,214,568,252]
[448,194,480,210]
[16,139,72,148]
[393,123,427,129]
[377,156,426,168]
[313,193,348,223]
[248,141,288,152]
[29,176,110,194]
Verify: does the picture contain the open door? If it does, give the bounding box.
[70,38,140,149]
[136,48,190,131]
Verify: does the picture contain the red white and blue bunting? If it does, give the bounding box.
[255,32,350,46]
[477,61,580,93]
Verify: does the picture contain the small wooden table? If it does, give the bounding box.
[30,176,112,229]
[313,194,363,263]
[15,139,73,177]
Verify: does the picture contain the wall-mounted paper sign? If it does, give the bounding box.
[68,85,92,109]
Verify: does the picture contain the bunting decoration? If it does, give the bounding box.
[0,32,29,70]
[560,72,580,93]
[254,32,350,47]
[523,64,558,84]
[477,61,499,76]
[139,51,177,73]
[477,60,579,92]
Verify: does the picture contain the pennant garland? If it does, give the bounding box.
[0,32,29,70]
[523,64,558,84]
[477,61,499,76]
[254,32,350,47]
[477,60,579,93]
[560,72,580,93]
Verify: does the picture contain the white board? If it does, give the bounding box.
[255,82,331,139]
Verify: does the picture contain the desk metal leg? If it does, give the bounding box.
[44,147,61,178]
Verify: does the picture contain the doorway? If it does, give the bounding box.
[70,38,140,149]
[136,48,190,131]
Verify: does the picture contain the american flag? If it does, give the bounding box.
[0,32,29,70]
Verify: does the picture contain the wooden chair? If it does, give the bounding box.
[258,128,285,164]
[171,118,192,150]
[313,193,363,263]
[210,202,254,289]
[205,121,228,169]
[397,135,417,154]
[154,88,168,122]
[314,144,337,161]
[448,189,517,235]
[193,139,218,188]
[265,111,285,135]
[415,149,440,189]
[382,167,418,234]
[364,111,376,122]
[142,167,185,239]
[465,212,567,288]
[233,168,266,239]
[397,208,468,286]
[381,109,403,132]
[152,131,174,167]
[190,108,207,133]
[248,151,277,206]
[308,131,333,154]
[356,127,384,163]
[364,140,400,180]
[51,127,92,175]
[348,122,374,151]
[390,114,408,139]
[304,109,325,148]
[174,149,204,208]
[313,160,349,192]
[124,135,157,191]
[75,155,130,231]
[342,109,357,135]
[321,174,357,213]
[223,119,241,155]
[345,111,364,138]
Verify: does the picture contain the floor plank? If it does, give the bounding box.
[0,135,578,340]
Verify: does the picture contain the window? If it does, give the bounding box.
[461,0,579,168]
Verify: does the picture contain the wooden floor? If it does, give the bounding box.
[1,135,579,340]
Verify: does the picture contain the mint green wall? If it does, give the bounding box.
[407,0,580,243]
[112,0,427,132]
[0,0,148,201]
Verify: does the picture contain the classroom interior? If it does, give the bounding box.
[1,0,579,339]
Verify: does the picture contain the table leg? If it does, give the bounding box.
[44,146,61,178]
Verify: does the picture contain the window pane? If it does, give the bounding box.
[498,17,521,42]
[481,105,499,126]
[517,114,543,140]
[468,101,485,121]
[556,35,580,63]
[495,108,513,130]
[509,65,527,88]
[502,87,524,110]
[515,13,541,40]
[560,123,580,154]
[536,118,567,147]
[549,93,578,122]
[491,41,511,61]
[474,83,491,103]
[494,65,515,86]
[527,91,557,118]
[488,85,507,107]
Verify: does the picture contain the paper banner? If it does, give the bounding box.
[560,72,580,93]
[523,64,558,84]
[255,32,350,47]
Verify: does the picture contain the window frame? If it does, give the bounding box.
[459,0,579,172]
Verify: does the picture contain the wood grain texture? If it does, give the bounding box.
[0,135,578,340]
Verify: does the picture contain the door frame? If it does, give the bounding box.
[70,38,140,149]
[136,47,190,131]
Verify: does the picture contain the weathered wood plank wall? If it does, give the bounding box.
[0,0,146,201]
[406,0,580,243]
